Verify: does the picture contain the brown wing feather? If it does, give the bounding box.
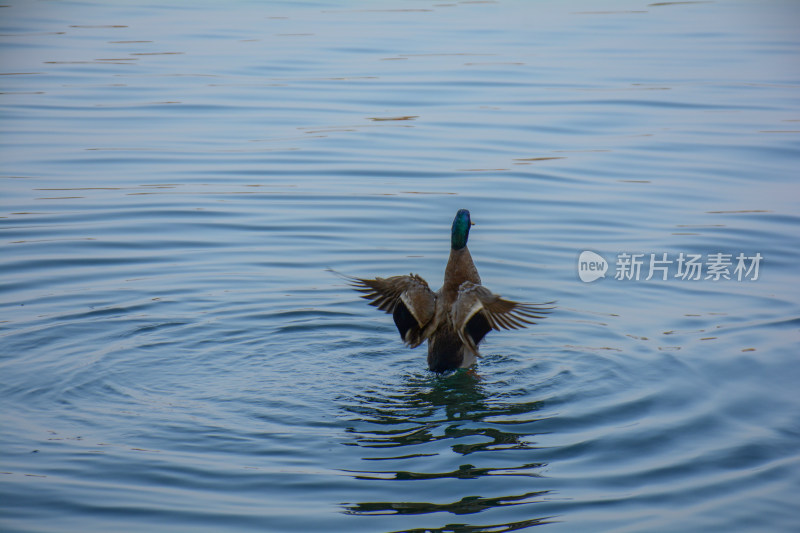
[453,281,554,352]
[341,272,436,348]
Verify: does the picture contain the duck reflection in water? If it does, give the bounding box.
[339,370,552,526]
[337,209,553,373]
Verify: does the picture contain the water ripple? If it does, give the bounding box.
[2,1,799,532]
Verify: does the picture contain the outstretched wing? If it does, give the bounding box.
[344,273,436,348]
[452,281,554,353]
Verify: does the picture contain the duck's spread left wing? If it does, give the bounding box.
[453,281,553,353]
[346,273,436,348]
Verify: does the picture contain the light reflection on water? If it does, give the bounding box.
[2,1,800,532]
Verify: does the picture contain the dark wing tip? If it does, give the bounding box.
[511,301,555,324]
[326,268,379,291]
[326,267,359,284]
[516,300,556,313]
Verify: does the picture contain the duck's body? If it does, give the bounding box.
[345,209,552,373]
[425,245,481,372]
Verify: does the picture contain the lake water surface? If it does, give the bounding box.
[2,1,799,532]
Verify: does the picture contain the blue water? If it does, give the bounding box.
[2,1,799,531]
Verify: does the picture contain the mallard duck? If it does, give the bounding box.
[341,209,553,373]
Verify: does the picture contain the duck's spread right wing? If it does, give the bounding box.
[346,273,436,348]
[453,281,554,354]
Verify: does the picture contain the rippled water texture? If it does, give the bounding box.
[2,1,799,532]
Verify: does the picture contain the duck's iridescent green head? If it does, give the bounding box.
[451,209,472,250]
